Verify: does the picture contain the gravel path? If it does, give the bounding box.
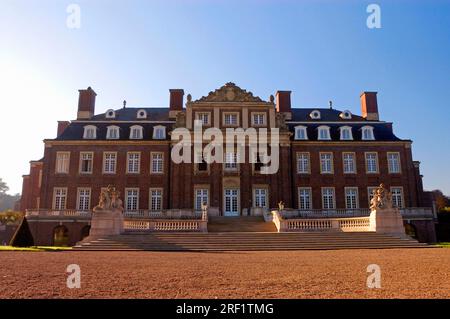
[1,248,449,298]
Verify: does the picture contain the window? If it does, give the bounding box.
[224,152,238,170]
[254,188,268,208]
[153,126,166,139]
[391,187,404,208]
[320,152,333,174]
[151,153,164,173]
[83,125,97,139]
[340,126,353,140]
[345,187,359,209]
[53,188,67,210]
[297,152,310,174]
[137,109,147,119]
[298,188,312,210]
[362,126,375,140]
[322,188,335,210]
[103,152,117,174]
[343,152,356,174]
[195,189,209,211]
[310,110,321,119]
[294,126,308,140]
[196,113,210,126]
[317,126,331,140]
[223,113,239,126]
[79,152,93,174]
[107,126,120,139]
[387,152,401,173]
[125,189,139,211]
[130,125,143,139]
[365,152,379,173]
[77,188,91,211]
[150,189,163,211]
[55,152,70,174]
[105,109,116,119]
[368,187,377,206]
[340,110,352,119]
[127,152,141,174]
[252,113,266,126]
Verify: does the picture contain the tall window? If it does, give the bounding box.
[224,152,238,170]
[254,188,268,208]
[79,152,93,174]
[106,126,120,139]
[150,189,163,211]
[297,152,310,174]
[196,113,210,126]
[368,187,377,206]
[77,188,91,211]
[298,188,312,210]
[387,152,401,173]
[127,152,141,174]
[365,152,379,173]
[343,152,356,174]
[345,187,359,209]
[322,188,335,210]
[55,152,70,174]
[195,189,209,211]
[151,153,164,173]
[362,126,375,140]
[53,188,67,210]
[83,125,97,139]
[103,152,117,174]
[317,126,331,140]
[153,126,166,139]
[252,113,266,126]
[224,113,238,126]
[340,127,353,140]
[320,152,333,174]
[391,187,404,208]
[294,126,308,140]
[130,126,143,139]
[125,189,139,211]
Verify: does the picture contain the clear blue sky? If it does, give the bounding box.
[0,0,449,195]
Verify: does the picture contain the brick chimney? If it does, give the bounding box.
[169,89,184,118]
[77,87,97,120]
[276,91,292,120]
[360,91,379,121]
[57,121,70,137]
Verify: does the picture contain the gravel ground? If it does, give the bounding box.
[1,248,449,299]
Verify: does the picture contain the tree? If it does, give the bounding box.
[0,178,8,194]
[432,190,448,212]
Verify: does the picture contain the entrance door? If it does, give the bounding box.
[224,189,239,216]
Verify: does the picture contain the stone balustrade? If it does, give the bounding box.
[26,210,91,219]
[124,219,207,232]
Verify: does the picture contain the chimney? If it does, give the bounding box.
[57,121,70,137]
[360,91,379,121]
[276,91,292,120]
[77,87,97,119]
[169,89,184,118]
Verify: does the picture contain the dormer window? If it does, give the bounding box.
[83,125,97,139]
[317,125,331,140]
[361,126,375,140]
[340,110,352,119]
[294,126,308,140]
[339,126,353,140]
[107,126,120,139]
[310,110,321,120]
[153,126,166,139]
[105,109,116,119]
[130,125,143,139]
[137,109,147,119]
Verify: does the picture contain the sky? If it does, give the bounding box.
[0,0,449,195]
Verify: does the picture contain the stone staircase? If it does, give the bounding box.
[207,216,277,232]
[74,232,429,251]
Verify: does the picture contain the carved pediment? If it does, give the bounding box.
[195,82,264,103]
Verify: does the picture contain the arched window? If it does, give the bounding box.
[339,126,353,140]
[310,110,321,120]
[153,126,166,139]
[106,126,120,139]
[53,225,69,247]
[339,110,352,119]
[83,125,97,139]
[317,125,331,140]
[361,126,375,140]
[294,126,308,140]
[137,109,147,119]
[105,109,116,119]
[129,125,143,139]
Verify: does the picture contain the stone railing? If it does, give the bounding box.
[271,210,371,232]
[26,209,92,219]
[124,209,203,220]
[123,219,207,232]
[280,208,371,219]
[400,207,434,220]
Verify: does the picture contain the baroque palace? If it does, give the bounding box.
[20,83,436,247]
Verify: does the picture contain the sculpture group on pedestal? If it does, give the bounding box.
[370,183,393,210]
[93,185,124,213]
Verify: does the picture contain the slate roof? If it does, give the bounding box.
[290,108,365,122]
[90,107,171,122]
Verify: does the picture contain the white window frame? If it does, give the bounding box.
[153,126,166,139]
[390,187,404,208]
[339,126,353,140]
[105,109,116,119]
[368,187,377,207]
[149,188,163,211]
[365,152,379,174]
[151,152,164,174]
[345,187,359,209]
[127,152,141,174]
[321,187,336,210]
[223,112,239,126]
[387,152,401,174]
[298,187,312,210]
[296,152,310,174]
[103,152,117,174]
[79,152,94,174]
[361,126,375,140]
[137,109,147,119]
[251,112,266,126]
[130,125,143,140]
[320,152,334,174]
[53,187,68,210]
[294,125,308,140]
[83,125,97,139]
[342,152,356,174]
[77,188,91,211]
[310,110,321,119]
[224,152,238,170]
[195,112,211,126]
[253,187,268,208]
[194,188,209,211]
[125,188,139,211]
[106,126,120,140]
[317,125,331,140]
[55,152,70,174]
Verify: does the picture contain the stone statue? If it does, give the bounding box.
[93,185,123,213]
[174,112,186,128]
[275,113,288,130]
[278,201,285,211]
[370,183,394,210]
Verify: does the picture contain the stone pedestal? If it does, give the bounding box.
[369,207,406,237]
[89,210,124,236]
